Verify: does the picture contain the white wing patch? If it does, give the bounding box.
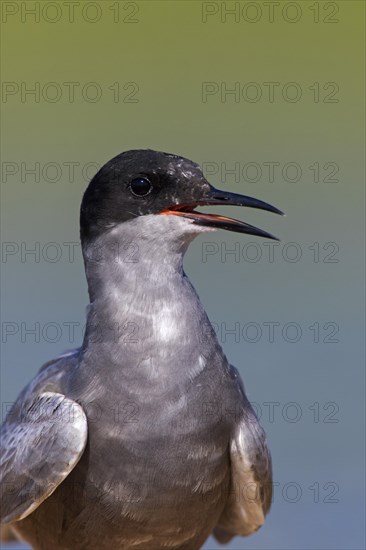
[227,426,266,534]
[214,417,272,540]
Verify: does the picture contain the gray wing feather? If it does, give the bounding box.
[0,392,87,523]
[214,366,272,542]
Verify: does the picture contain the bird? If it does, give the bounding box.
[0,149,282,550]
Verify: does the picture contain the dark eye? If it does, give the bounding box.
[130,177,152,197]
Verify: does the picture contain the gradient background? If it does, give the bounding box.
[0,1,365,549]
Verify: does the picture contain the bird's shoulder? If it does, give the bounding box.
[9,348,80,415]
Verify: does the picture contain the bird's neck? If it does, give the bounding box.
[78,217,224,384]
[81,217,210,351]
[82,220,195,301]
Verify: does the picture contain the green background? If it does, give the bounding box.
[1,1,365,549]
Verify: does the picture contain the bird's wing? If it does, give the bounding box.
[0,392,87,524]
[214,367,272,543]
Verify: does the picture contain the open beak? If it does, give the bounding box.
[161,187,283,240]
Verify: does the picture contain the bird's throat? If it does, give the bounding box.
[80,216,216,373]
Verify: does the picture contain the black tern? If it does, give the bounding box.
[0,150,282,550]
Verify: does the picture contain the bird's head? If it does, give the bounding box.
[80,149,283,246]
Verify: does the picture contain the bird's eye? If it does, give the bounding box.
[129,177,152,197]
